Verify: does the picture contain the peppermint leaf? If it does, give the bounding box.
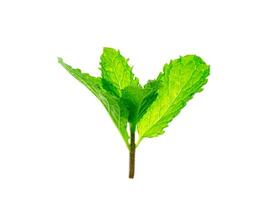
[58,58,129,148]
[137,55,210,141]
[100,47,139,96]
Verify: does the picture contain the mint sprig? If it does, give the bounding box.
[58,47,210,179]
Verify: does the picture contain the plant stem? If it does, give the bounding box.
[129,124,136,179]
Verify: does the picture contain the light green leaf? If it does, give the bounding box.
[120,79,160,126]
[137,55,210,141]
[120,85,143,124]
[138,80,161,121]
[100,47,139,97]
[58,58,130,148]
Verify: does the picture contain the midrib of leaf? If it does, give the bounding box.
[119,58,126,89]
[112,55,123,90]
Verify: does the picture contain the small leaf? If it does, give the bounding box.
[138,80,161,121]
[120,85,143,124]
[137,55,210,141]
[100,47,139,96]
[120,79,160,126]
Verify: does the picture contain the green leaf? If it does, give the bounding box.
[120,85,143,124]
[138,80,161,121]
[100,47,139,97]
[120,79,160,126]
[58,58,130,148]
[137,55,210,141]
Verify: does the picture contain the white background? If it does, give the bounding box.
[0,0,266,199]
